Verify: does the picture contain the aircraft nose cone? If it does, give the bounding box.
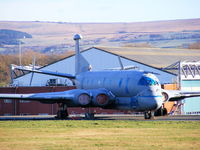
[137,88,163,111]
[155,97,163,110]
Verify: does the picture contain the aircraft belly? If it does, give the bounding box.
[114,97,140,111]
[137,96,160,111]
[114,93,162,111]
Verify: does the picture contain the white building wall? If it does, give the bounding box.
[13,47,176,86]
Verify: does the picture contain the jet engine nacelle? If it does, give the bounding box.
[161,89,186,102]
[162,91,169,102]
[161,89,182,102]
[88,88,115,107]
[64,89,91,106]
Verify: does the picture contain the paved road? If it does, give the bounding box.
[0,115,200,121]
[95,114,200,121]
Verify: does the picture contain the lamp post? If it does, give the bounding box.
[19,40,22,66]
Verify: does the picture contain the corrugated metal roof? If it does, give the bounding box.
[30,46,199,70]
[14,46,199,79]
[95,46,200,68]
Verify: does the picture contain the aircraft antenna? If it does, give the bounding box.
[118,56,124,70]
[29,56,36,86]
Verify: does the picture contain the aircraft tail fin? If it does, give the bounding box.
[74,34,90,75]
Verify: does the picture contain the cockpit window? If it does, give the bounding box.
[138,76,159,86]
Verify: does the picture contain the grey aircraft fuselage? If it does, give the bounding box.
[76,70,163,112]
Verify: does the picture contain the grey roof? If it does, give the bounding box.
[95,46,200,68]
[14,46,199,79]
[34,46,199,70]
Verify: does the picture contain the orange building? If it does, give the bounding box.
[162,84,178,114]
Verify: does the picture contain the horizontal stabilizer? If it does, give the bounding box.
[14,65,75,79]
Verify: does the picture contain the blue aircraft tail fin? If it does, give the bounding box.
[74,34,90,75]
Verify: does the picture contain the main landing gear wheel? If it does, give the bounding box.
[85,113,95,120]
[144,111,153,119]
[84,108,95,120]
[154,107,168,116]
[56,103,68,119]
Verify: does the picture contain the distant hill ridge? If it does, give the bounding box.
[0,29,32,45]
[0,18,200,54]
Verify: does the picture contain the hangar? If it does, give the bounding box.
[11,46,184,86]
[1,46,200,116]
[11,46,200,87]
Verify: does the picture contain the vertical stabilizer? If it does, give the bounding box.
[73,34,90,75]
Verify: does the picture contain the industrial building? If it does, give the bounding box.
[0,46,200,116]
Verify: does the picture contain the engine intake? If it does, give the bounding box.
[89,88,115,107]
[95,94,109,106]
[63,89,91,106]
[78,93,91,106]
[162,92,169,102]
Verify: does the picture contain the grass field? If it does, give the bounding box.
[0,120,200,150]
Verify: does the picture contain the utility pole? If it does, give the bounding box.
[19,36,25,66]
[19,40,22,66]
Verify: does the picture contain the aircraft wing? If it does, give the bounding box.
[0,88,115,107]
[14,65,75,79]
[0,89,91,106]
[162,90,200,102]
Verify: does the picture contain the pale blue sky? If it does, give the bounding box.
[0,0,200,22]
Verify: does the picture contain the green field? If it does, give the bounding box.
[0,120,200,150]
